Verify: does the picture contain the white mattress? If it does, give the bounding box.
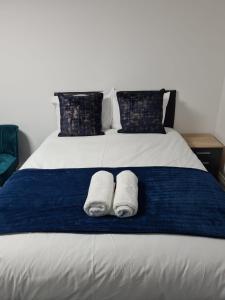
[1,129,225,300]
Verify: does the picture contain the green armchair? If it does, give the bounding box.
[0,125,19,186]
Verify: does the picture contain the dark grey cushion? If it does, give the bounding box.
[117,91,165,134]
[58,92,104,136]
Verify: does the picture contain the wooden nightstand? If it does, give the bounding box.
[182,134,224,178]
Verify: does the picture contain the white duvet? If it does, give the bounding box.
[1,129,225,300]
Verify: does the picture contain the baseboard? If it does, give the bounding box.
[218,172,225,189]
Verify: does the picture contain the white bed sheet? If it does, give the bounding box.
[22,128,205,170]
[1,129,225,300]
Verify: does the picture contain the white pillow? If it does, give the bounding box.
[111,90,171,130]
[51,89,114,131]
[162,91,170,123]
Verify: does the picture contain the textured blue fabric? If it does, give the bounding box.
[0,154,16,175]
[0,125,18,186]
[58,92,104,136]
[0,167,225,238]
[0,125,18,158]
[117,91,165,133]
[0,154,17,186]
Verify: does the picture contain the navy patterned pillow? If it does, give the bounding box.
[117,91,165,134]
[58,92,104,136]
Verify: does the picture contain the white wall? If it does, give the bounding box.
[215,77,225,172]
[215,78,225,145]
[1,0,225,163]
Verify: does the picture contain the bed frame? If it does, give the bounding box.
[164,90,176,128]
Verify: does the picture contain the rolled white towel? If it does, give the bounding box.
[113,170,138,218]
[84,171,115,217]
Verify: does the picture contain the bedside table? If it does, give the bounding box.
[182,134,224,178]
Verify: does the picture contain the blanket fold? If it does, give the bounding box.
[83,171,114,216]
[113,170,138,218]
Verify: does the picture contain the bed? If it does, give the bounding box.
[0,92,225,300]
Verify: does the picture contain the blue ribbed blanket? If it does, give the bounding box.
[0,167,225,238]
